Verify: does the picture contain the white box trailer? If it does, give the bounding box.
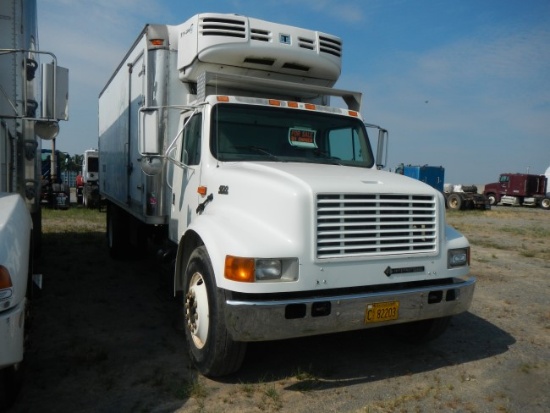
[99,13,475,377]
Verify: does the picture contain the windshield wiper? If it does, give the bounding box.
[313,149,342,165]
[237,146,281,161]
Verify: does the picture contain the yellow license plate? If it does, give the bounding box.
[364,301,400,324]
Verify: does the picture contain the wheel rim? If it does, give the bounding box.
[449,197,458,208]
[186,272,209,349]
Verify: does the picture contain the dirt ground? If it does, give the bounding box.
[8,206,550,413]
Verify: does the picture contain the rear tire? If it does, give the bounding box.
[386,316,452,343]
[446,193,463,210]
[183,246,246,377]
[106,202,129,259]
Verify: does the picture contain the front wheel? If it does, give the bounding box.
[183,246,246,377]
[0,364,24,410]
[540,197,550,210]
[486,193,497,206]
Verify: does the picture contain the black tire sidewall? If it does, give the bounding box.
[183,246,223,372]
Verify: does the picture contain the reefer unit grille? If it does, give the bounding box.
[316,194,437,259]
[200,17,246,38]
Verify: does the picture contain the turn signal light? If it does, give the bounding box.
[225,256,255,282]
[0,265,14,300]
[0,266,13,289]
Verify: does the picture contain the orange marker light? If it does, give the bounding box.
[217,96,230,102]
[150,39,164,46]
[269,99,281,106]
[304,103,316,110]
[0,265,13,289]
[348,110,359,117]
[225,256,255,282]
[197,186,207,196]
[288,101,299,108]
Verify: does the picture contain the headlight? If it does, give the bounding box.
[255,259,282,280]
[448,248,469,268]
[225,256,298,282]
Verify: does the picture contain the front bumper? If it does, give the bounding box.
[0,298,26,369]
[224,277,476,341]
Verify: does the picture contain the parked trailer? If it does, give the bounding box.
[484,173,549,209]
[399,165,488,210]
[99,13,475,377]
[0,0,68,407]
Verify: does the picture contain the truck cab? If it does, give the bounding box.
[484,173,549,208]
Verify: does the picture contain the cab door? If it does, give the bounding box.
[169,111,202,242]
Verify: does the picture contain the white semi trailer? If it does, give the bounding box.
[0,0,68,406]
[99,13,475,377]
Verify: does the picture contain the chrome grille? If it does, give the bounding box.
[316,194,437,259]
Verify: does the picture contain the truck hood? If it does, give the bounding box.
[200,161,445,293]
[215,161,436,196]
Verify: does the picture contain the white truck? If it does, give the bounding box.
[99,13,476,377]
[77,148,100,207]
[0,0,68,406]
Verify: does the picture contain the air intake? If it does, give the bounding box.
[319,36,342,57]
[298,37,316,50]
[251,28,271,42]
[201,17,246,38]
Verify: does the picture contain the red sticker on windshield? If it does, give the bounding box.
[289,128,317,148]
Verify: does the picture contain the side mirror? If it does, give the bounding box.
[41,63,69,121]
[139,108,163,175]
[376,128,388,169]
[139,108,160,155]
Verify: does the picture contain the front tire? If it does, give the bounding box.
[486,193,497,206]
[0,363,24,410]
[183,246,246,377]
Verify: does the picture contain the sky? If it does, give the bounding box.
[37,0,550,184]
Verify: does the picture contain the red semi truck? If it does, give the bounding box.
[483,173,549,209]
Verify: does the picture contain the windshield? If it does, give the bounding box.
[210,104,374,168]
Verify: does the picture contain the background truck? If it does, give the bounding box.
[99,13,475,377]
[398,164,489,210]
[0,0,68,407]
[484,173,549,209]
[40,148,70,209]
[76,148,100,208]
